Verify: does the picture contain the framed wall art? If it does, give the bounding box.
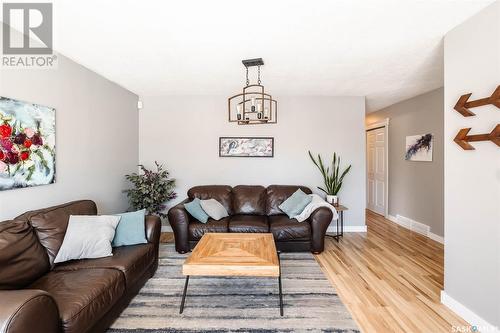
[0,97,56,190]
[219,137,274,157]
[405,133,433,161]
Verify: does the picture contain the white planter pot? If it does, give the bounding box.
[326,195,338,205]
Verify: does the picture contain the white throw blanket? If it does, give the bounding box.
[293,194,339,222]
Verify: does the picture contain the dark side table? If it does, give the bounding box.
[326,205,348,242]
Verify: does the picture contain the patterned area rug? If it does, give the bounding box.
[108,244,359,333]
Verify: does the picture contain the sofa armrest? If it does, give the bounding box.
[167,199,191,253]
[145,215,162,275]
[145,215,161,244]
[309,207,333,253]
[0,290,59,333]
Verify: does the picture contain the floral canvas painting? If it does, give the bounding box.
[0,97,56,190]
[405,133,433,161]
[219,137,274,157]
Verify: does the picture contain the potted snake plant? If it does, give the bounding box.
[308,151,351,205]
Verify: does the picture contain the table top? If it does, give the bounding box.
[182,233,280,277]
[334,204,348,211]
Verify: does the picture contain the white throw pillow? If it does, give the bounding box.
[293,194,339,222]
[200,199,229,221]
[54,215,121,264]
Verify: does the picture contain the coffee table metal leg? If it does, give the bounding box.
[179,275,190,314]
[278,273,283,316]
[277,251,283,316]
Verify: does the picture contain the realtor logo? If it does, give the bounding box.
[2,2,56,68]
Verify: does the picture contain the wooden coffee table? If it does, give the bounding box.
[180,233,283,316]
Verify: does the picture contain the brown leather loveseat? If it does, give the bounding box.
[168,185,333,254]
[0,200,161,333]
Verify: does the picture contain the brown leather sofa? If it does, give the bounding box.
[0,200,161,333]
[168,185,333,254]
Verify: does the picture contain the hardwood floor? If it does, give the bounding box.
[316,210,468,332]
[160,232,174,243]
[161,210,468,332]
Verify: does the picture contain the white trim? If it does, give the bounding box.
[386,214,444,244]
[163,225,367,233]
[334,225,366,232]
[428,232,444,244]
[365,118,390,218]
[365,118,390,130]
[441,291,499,333]
[387,214,398,224]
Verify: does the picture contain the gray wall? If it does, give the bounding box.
[0,28,139,221]
[443,1,499,328]
[366,88,444,236]
[139,95,367,228]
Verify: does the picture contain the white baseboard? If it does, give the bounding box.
[441,291,499,333]
[328,225,367,232]
[162,225,367,233]
[428,232,444,244]
[387,214,398,223]
[386,214,443,244]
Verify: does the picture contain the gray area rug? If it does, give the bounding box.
[108,244,359,333]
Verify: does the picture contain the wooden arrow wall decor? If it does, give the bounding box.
[454,85,500,117]
[454,124,500,150]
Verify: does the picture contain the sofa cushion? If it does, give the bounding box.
[200,199,229,220]
[266,185,312,215]
[18,200,98,266]
[29,268,124,333]
[188,185,233,215]
[54,215,121,264]
[54,244,154,287]
[269,215,311,241]
[188,216,230,240]
[232,185,267,215]
[14,200,97,224]
[278,189,313,218]
[229,215,269,233]
[112,209,148,247]
[0,220,50,289]
[184,198,209,223]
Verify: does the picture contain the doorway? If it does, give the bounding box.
[366,120,389,216]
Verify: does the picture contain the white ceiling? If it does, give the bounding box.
[5,0,496,111]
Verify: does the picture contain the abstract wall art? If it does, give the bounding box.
[0,97,56,190]
[219,137,274,157]
[405,133,433,161]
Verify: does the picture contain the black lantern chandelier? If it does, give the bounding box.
[228,58,277,125]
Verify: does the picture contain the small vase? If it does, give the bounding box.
[326,195,338,205]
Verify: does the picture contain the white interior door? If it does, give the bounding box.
[366,127,386,215]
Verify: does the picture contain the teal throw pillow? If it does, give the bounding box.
[112,209,148,247]
[184,198,209,223]
[279,189,312,218]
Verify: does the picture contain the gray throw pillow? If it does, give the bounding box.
[279,189,313,218]
[200,199,229,220]
[184,198,210,223]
